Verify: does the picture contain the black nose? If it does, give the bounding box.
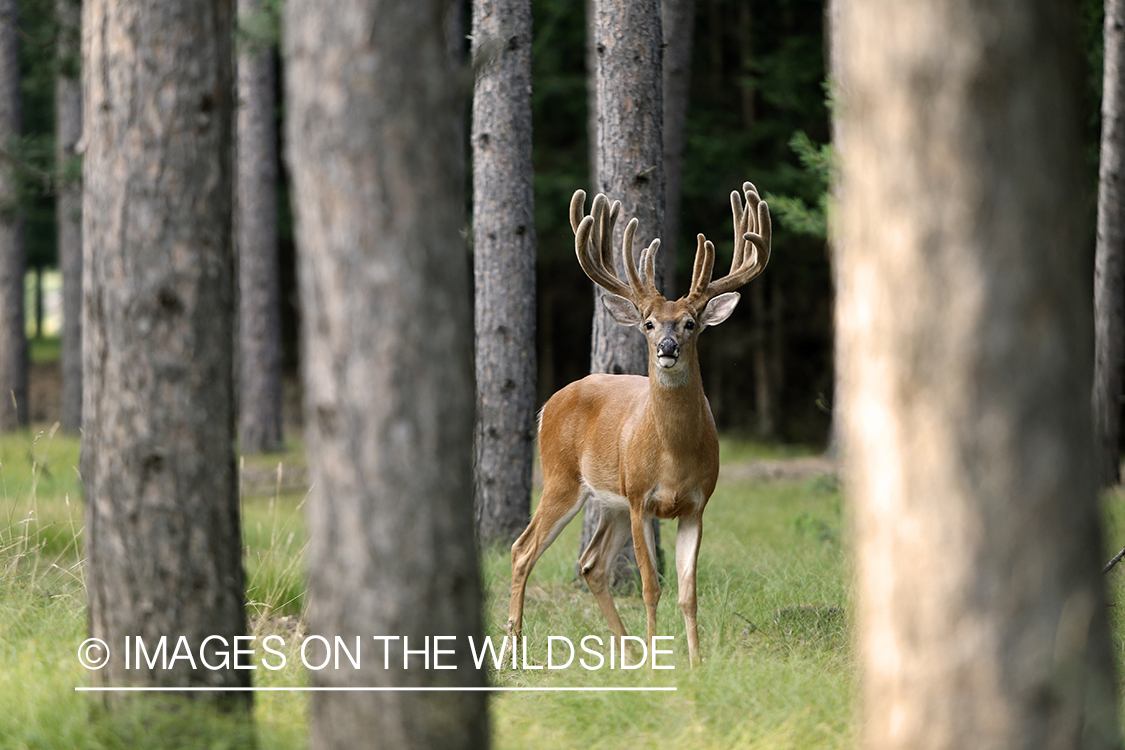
[657,338,679,358]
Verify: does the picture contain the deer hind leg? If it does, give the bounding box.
[578,504,633,639]
[508,479,588,638]
[631,510,662,649]
[676,512,703,666]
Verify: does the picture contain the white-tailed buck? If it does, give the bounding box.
[508,182,771,666]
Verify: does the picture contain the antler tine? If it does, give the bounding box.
[688,233,715,299]
[571,190,634,300]
[569,189,586,233]
[686,181,772,308]
[639,238,661,298]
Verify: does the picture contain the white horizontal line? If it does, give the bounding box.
[75,686,676,693]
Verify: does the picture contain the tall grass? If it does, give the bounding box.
[1,430,860,748]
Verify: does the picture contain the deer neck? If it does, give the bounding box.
[646,354,709,446]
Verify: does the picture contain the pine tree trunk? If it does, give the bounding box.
[578,0,665,587]
[56,0,81,433]
[0,0,26,430]
[82,0,248,702]
[236,0,283,454]
[284,0,487,746]
[661,0,694,299]
[1095,0,1125,488]
[837,1,1120,747]
[472,0,537,548]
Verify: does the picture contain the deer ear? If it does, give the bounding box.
[601,293,643,327]
[699,291,740,327]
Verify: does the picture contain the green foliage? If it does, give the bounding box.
[237,0,283,56]
[766,131,834,240]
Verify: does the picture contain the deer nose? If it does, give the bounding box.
[657,338,680,359]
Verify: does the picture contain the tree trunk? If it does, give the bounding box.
[578,0,665,587]
[823,0,844,457]
[837,2,1121,748]
[661,0,694,299]
[82,0,248,703]
[55,0,81,432]
[0,0,26,430]
[1095,0,1125,488]
[750,280,776,439]
[472,0,537,548]
[283,0,487,746]
[236,0,283,455]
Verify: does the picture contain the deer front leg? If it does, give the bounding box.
[676,513,703,666]
[630,510,662,653]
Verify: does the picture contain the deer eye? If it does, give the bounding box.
[684,319,696,330]
[644,321,654,330]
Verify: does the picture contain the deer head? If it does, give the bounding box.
[570,182,772,383]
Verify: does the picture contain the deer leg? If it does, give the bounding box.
[578,505,633,639]
[631,511,662,652]
[508,481,587,638]
[676,513,703,666]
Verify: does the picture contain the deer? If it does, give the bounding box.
[507,182,771,667]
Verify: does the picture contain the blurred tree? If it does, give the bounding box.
[472,0,537,547]
[284,0,488,746]
[55,0,79,431]
[82,0,249,705]
[1095,0,1125,487]
[576,0,665,589]
[0,0,26,429]
[236,0,283,454]
[837,1,1121,747]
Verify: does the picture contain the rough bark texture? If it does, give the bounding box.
[82,0,248,699]
[0,0,26,430]
[472,0,536,548]
[837,2,1121,748]
[236,0,283,454]
[578,0,665,586]
[284,0,487,746]
[661,0,694,299]
[56,0,81,432]
[1096,0,1125,488]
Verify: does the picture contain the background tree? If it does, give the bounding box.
[0,0,26,430]
[284,0,487,746]
[472,0,537,547]
[837,1,1120,747]
[576,0,666,587]
[55,0,80,432]
[81,0,248,700]
[237,0,283,454]
[1096,0,1125,487]
[661,0,694,299]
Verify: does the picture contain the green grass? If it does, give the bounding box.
[0,429,856,748]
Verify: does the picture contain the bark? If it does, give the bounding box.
[56,0,81,432]
[82,0,248,703]
[0,0,25,430]
[283,0,487,746]
[661,0,694,299]
[577,0,665,587]
[837,2,1120,748]
[472,0,537,547]
[1095,0,1125,488]
[236,0,283,454]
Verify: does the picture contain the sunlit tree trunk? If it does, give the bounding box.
[1095,0,1125,488]
[472,0,537,547]
[837,1,1120,747]
[82,0,248,704]
[284,0,487,745]
[578,0,665,587]
[0,0,26,430]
